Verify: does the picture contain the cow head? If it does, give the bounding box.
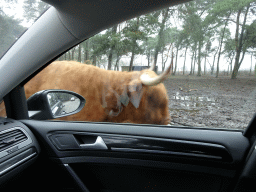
[102,62,172,125]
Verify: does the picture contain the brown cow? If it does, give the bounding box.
[1,60,171,125]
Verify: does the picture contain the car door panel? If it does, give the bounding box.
[49,133,234,167]
[21,120,250,192]
[70,163,225,192]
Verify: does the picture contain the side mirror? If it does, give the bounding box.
[27,89,86,120]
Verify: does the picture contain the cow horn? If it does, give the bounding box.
[140,62,172,86]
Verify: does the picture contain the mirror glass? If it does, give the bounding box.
[47,92,81,117]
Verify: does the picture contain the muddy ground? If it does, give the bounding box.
[164,76,256,130]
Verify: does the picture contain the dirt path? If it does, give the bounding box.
[164,76,256,129]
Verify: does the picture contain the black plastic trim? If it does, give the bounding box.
[3,85,28,120]
[243,113,256,138]
[56,156,236,178]
[48,132,232,162]
[62,164,90,192]
[101,135,232,162]
[0,148,37,176]
[0,127,32,159]
[111,147,223,160]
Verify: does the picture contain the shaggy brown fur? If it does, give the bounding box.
[1,61,170,125]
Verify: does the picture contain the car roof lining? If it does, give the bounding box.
[44,0,190,40]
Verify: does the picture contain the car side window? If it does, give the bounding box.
[21,0,256,129]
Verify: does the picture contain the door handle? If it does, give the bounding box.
[79,136,108,150]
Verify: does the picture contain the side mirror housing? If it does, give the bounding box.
[27,89,85,120]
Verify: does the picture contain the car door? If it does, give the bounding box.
[16,118,250,192]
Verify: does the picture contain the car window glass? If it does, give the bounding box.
[3,0,256,129]
[0,0,50,59]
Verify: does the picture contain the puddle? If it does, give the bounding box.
[170,92,218,113]
[169,108,199,112]
[171,92,217,102]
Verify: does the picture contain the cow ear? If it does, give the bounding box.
[128,79,144,109]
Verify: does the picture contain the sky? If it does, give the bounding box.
[2,0,256,72]
[3,0,32,27]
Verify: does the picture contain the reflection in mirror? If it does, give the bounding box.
[47,92,81,117]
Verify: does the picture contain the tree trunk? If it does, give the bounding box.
[91,44,96,66]
[85,41,89,61]
[183,46,188,75]
[170,50,174,74]
[67,51,70,60]
[162,44,172,72]
[171,47,174,74]
[71,48,75,60]
[108,52,113,70]
[216,12,231,78]
[230,54,234,76]
[215,44,220,77]
[231,4,250,79]
[190,50,194,75]
[108,24,118,70]
[193,49,197,75]
[129,17,140,71]
[255,62,256,77]
[129,51,135,71]
[78,44,82,62]
[153,8,169,68]
[147,52,151,67]
[211,47,219,75]
[231,9,242,79]
[162,50,164,72]
[108,51,113,70]
[115,55,121,71]
[204,53,207,75]
[197,40,202,76]
[92,54,96,66]
[92,55,96,66]
[250,54,253,76]
[173,47,179,75]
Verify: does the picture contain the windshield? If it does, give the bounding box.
[0,0,50,58]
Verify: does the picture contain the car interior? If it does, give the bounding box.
[0,0,256,191]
